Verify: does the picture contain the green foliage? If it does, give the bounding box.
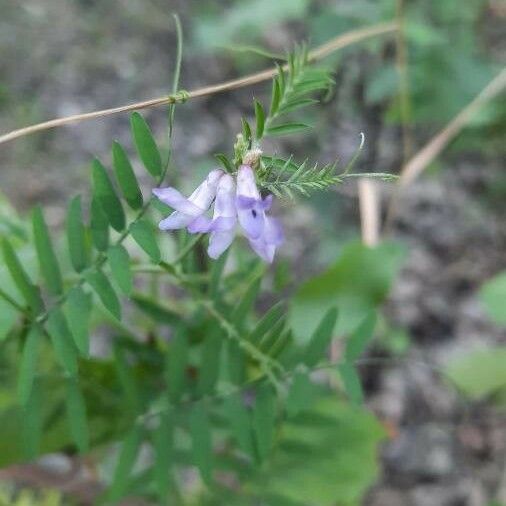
[445,347,506,404]
[0,37,404,506]
[479,270,506,326]
[291,241,406,341]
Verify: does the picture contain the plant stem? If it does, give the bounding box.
[0,22,398,146]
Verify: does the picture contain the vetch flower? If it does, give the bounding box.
[189,173,238,259]
[153,165,283,263]
[152,169,223,231]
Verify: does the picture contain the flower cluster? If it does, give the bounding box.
[152,165,283,262]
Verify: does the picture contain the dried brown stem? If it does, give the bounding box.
[0,22,397,146]
[384,66,506,231]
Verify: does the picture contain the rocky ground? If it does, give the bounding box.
[1,2,505,505]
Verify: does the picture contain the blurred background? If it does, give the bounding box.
[0,0,505,505]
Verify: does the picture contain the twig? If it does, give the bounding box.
[384,66,506,231]
[358,178,380,247]
[0,22,397,146]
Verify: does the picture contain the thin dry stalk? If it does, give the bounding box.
[358,178,380,247]
[0,22,397,146]
[385,66,506,231]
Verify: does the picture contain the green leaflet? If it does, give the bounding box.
[32,206,63,295]
[265,123,310,136]
[345,311,377,362]
[65,378,89,453]
[108,425,143,502]
[249,301,285,345]
[303,307,338,368]
[114,345,141,417]
[224,392,255,459]
[1,238,44,315]
[231,276,262,331]
[90,196,109,252]
[84,269,122,320]
[286,371,318,418]
[66,196,90,272]
[165,329,188,403]
[209,248,229,301]
[112,141,143,210]
[18,324,42,406]
[92,158,125,232]
[337,363,364,405]
[254,99,265,139]
[190,404,213,485]
[130,219,161,263]
[108,244,132,295]
[131,294,180,325]
[65,286,91,356]
[153,412,174,502]
[197,330,222,396]
[22,382,41,459]
[253,384,277,461]
[130,112,162,178]
[46,308,78,376]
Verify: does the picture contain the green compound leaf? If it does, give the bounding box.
[1,238,44,315]
[130,219,161,263]
[65,286,91,356]
[190,404,213,485]
[84,269,122,320]
[130,112,162,178]
[65,378,89,453]
[18,324,42,406]
[92,158,125,232]
[32,206,63,295]
[112,141,143,210]
[108,244,132,295]
[165,329,188,403]
[303,307,338,368]
[114,345,141,416]
[249,301,285,345]
[67,196,90,272]
[46,308,78,376]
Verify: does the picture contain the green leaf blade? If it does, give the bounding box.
[18,325,42,406]
[65,286,91,356]
[92,159,126,232]
[108,244,132,295]
[303,307,338,368]
[190,404,213,485]
[112,141,144,210]
[67,196,90,272]
[46,308,78,376]
[265,123,311,136]
[32,207,63,295]
[84,269,122,320]
[130,219,161,263]
[130,112,162,178]
[65,378,89,453]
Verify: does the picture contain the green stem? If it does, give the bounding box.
[0,287,26,313]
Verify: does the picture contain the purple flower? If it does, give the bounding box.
[152,169,223,231]
[153,165,283,263]
[236,165,283,263]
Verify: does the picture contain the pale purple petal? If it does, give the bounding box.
[187,215,213,234]
[264,216,284,246]
[208,216,236,232]
[237,203,264,240]
[158,211,195,230]
[186,169,223,211]
[237,165,261,200]
[248,237,276,263]
[236,195,257,210]
[260,194,273,211]
[152,187,203,216]
[208,230,235,259]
